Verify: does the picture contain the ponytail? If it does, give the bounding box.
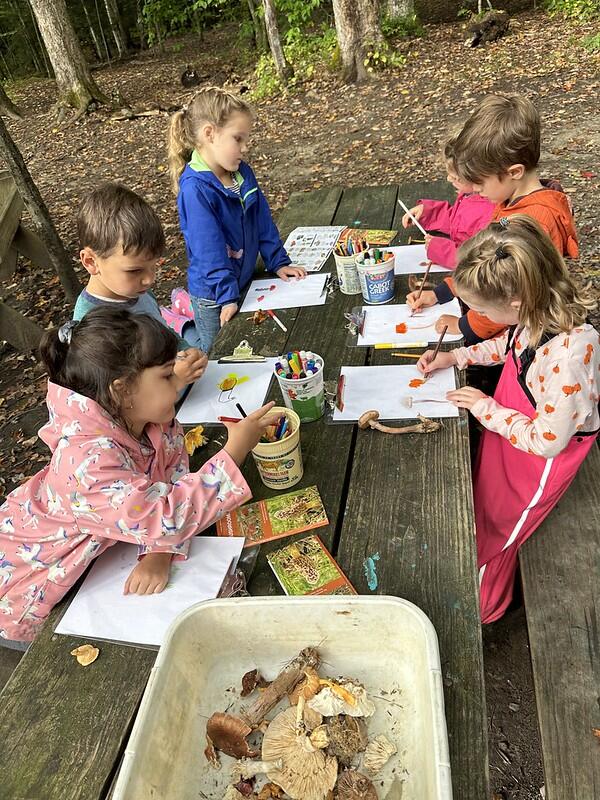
[167,109,194,195]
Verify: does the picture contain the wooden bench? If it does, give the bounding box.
[519,442,600,799]
[0,170,53,351]
[0,181,489,800]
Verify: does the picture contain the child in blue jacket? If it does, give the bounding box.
[167,87,305,352]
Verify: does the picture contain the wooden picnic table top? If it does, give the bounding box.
[0,181,489,800]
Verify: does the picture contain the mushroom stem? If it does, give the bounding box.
[360,412,441,435]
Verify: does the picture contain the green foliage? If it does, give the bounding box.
[363,40,407,72]
[141,0,231,45]
[583,31,600,49]
[277,0,325,34]
[544,0,599,19]
[250,26,338,100]
[381,13,425,38]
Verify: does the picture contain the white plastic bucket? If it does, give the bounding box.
[251,406,303,489]
[113,596,453,800]
[334,252,362,295]
[356,250,396,304]
[274,352,325,423]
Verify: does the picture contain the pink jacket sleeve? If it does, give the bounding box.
[67,444,251,550]
[425,235,458,269]
[418,199,453,234]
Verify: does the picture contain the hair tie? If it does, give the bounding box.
[499,217,510,229]
[58,319,78,345]
[495,246,509,260]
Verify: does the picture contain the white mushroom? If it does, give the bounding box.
[232,758,283,780]
[262,706,338,800]
[308,681,375,718]
[363,734,397,775]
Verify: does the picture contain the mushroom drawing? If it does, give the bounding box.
[358,411,441,435]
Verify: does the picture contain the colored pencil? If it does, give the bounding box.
[218,416,242,423]
[390,352,422,358]
[424,325,449,382]
[410,260,433,317]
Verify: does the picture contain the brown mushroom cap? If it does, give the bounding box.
[358,410,380,430]
[335,770,378,800]
[207,712,259,759]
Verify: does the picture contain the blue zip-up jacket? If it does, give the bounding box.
[177,152,291,306]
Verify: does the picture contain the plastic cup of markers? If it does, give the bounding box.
[251,407,303,490]
[274,352,325,423]
[356,249,396,304]
[333,252,362,295]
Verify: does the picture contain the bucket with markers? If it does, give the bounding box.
[333,239,364,295]
[356,248,396,305]
[251,407,303,490]
[274,350,325,423]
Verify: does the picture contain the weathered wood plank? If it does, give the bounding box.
[0,298,44,351]
[520,445,600,800]
[0,171,23,267]
[0,603,156,800]
[248,184,401,594]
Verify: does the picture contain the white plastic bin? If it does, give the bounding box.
[113,596,452,800]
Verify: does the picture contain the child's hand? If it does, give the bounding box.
[406,289,437,313]
[123,552,172,595]
[276,266,307,281]
[174,348,208,387]
[220,303,238,327]
[446,386,487,410]
[435,314,461,335]
[402,204,424,229]
[423,233,433,253]
[223,401,277,465]
[417,349,457,375]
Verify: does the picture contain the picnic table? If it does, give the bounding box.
[0,182,489,800]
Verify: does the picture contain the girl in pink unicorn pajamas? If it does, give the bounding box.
[0,307,275,647]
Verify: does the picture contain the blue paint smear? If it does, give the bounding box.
[363,552,380,591]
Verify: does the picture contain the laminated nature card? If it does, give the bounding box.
[267,535,356,596]
[356,298,463,347]
[283,226,346,272]
[333,364,459,422]
[55,537,245,647]
[387,244,448,275]
[217,485,328,547]
[240,273,329,313]
[176,359,277,425]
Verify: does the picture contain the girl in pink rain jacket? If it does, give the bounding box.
[418,216,599,623]
[0,308,274,643]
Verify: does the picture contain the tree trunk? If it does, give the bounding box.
[135,0,147,49]
[104,0,128,57]
[0,84,22,120]
[94,0,112,62]
[262,0,293,83]
[0,115,80,301]
[82,1,104,62]
[12,0,44,76]
[246,0,267,51]
[386,0,414,16]
[332,0,384,83]
[27,0,52,77]
[28,0,109,112]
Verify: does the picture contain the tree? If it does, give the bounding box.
[0,84,22,120]
[332,0,383,83]
[246,0,267,51]
[0,115,80,301]
[262,0,293,84]
[28,0,110,115]
[104,0,128,57]
[386,0,414,16]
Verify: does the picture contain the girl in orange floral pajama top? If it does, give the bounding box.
[418,216,599,623]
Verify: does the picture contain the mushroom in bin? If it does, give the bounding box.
[358,410,441,435]
[335,769,378,800]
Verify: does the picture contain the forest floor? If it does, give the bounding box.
[1,9,599,798]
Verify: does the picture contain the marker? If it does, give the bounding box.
[398,198,428,237]
[218,416,242,423]
[374,341,428,349]
[336,373,346,412]
[266,309,287,332]
[235,403,247,418]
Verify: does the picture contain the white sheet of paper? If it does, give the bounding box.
[55,537,245,647]
[240,274,329,313]
[357,299,463,346]
[283,226,346,272]
[333,365,459,421]
[388,244,449,275]
[176,359,277,425]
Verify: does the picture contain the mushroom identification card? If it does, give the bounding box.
[267,535,356,596]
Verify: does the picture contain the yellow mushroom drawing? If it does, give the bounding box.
[217,372,249,403]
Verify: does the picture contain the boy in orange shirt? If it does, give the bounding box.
[407,95,578,344]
